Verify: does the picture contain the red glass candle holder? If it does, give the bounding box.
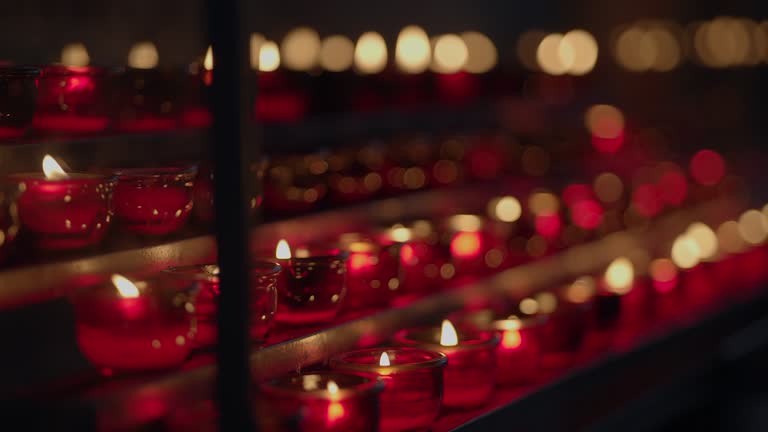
[32,66,110,135]
[540,288,593,367]
[192,159,267,223]
[110,166,196,236]
[331,347,446,432]
[111,67,180,132]
[0,183,21,262]
[336,234,401,311]
[70,275,194,373]
[386,221,450,296]
[0,66,39,141]
[9,173,115,250]
[395,325,499,409]
[258,372,383,432]
[273,250,348,325]
[162,261,280,347]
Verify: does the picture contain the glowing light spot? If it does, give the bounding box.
[657,170,687,206]
[275,239,292,259]
[537,33,569,75]
[519,297,539,315]
[502,329,522,349]
[738,209,768,245]
[562,184,593,207]
[440,320,459,347]
[594,172,623,203]
[585,104,625,153]
[440,263,456,279]
[354,32,387,74]
[111,274,140,298]
[490,196,522,222]
[128,41,159,69]
[379,352,391,366]
[449,214,483,232]
[671,235,701,269]
[61,43,90,67]
[571,199,603,230]
[535,292,558,313]
[396,25,431,74]
[686,223,718,260]
[561,29,598,75]
[389,226,412,243]
[614,26,656,72]
[647,26,681,71]
[650,258,678,293]
[249,33,266,70]
[432,34,468,73]
[689,150,725,186]
[258,41,280,72]
[529,192,559,215]
[632,184,662,217]
[203,45,214,70]
[535,213,562,239]
[281,27,321,71]
[566,277,596,303]
[461,31,497,73]
[451,232,482,258]
[42,155,69,180]
[320,35,355,72]
[604,257,634,294]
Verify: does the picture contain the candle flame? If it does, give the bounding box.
[379,351,391,367]
[440,320,459,347]
[111,274,140,298]
[204,45,214,70]
[42,155,69,180]
[327,380,339,395]
[501,329,522,349]
[389,226,412,243]
[605,257,634,294]
[276,239,292,259]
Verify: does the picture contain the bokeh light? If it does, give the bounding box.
[432,34,469,73]
[258,41,281,72]
[281,27,321,71]
[650,258,678,293]
[686,222,718,260]
[671,234,701,269]
[461,31,498,73]
[320,35,355,72]
[354,32,388,74]
[249,33,266,70]
[537,33,569,75]
[738,209,768,245]
[128,41,159,69]
[604,257,634,294]
[396,25,431,74]
[561,29,599,75]
[61,43,90,67]
[489,196,522,222]
[689,150,725,186]
[585,104,625,153]
[717,220,748,254]
[594,172,624,203]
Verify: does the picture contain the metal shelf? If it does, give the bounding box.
[14,194,741,431]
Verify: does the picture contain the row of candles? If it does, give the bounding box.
[70,198,768,431]
[0,62,496,140]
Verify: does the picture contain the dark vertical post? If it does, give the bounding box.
[206,0,255,430]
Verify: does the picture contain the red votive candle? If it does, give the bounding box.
[387,221,450,296]
[9,155,115,250]
[271,239,348,325]
[162,261,280,347]
[538,285,593,368]
[32,66,110,135]
[395,320,499,409]
[71,274,193,373]
[444,214,509,277]
[0,66,38,141]
[336,233,401,311]
[0,183,21,262]
[330,347,446,432]
[258,372,383,432]
[110,165,197,236]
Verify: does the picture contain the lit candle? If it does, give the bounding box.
[32,66,110,134]
[331,347,447,432]
[162,261,281,347]
[337,234,401,311]
[110,165,197,236]
[395,319,499,409]
[258,372,382,432]
[596,257,649,330]
[10,155,115,250]
[71,273,193,373]
[272,239,348,325]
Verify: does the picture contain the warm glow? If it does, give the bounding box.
[695,17,751,68]
[718,220,748,254]
[128,41,159,69]
[379,351,391,367]
[61,43,90,67]
[738,209,768,245]
[432,34,469,73]
[671,235,701,269]
[501,329,522,349]
[111,274,140,299]
[440,320,459,347]
[354,32,387,74]
[42,155,69,180]
[451,232,482,258]
[249,33,266,70]
[647,26,681,71]
[561,29,598,75]
[537,33,569,75]
[259,41,281,72]
[389,226,412,243]
[615,26,656,72]
[535,292,558,313]
[519,297,539,315]
[327,380,339,395]
[203,45,214,70]
[650,258,678,293]
[326,380,344,421]
[594,172,623,203]
[448,214,483,232]
[276,239,292,259]
[585,105,625,139]
[282,27,321,71]
[566,276,596,303]
[320,35,355,72]
[686,223,718,260]
[528,192,559,215]
[491,196,522,222]
[396,25,431,74]
[604,257,634,294]
[461,31,497,73]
